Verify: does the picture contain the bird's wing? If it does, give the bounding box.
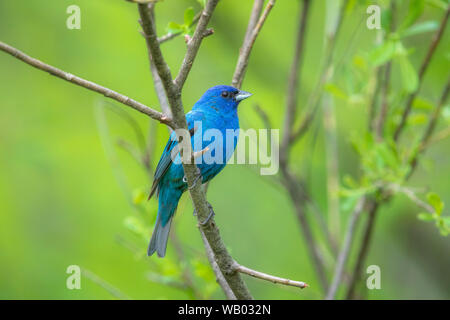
[148,110,205,199]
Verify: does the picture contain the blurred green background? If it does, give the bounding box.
[0,0,449,299]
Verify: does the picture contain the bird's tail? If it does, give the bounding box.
[148,214,173,258]
[148,189,182,258]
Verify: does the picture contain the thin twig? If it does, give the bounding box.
[345,200,379,299]
[280,0,310,164]
[277,0,330,292]
[375,0,396,140]
[231,0,276,89]
[233,263,308,289]
[323,94,340,240]
[388,184,434,213]
[158,12,202,44]
[82,269,131,300]
[409,79,450,176]
[393,6,449,141]
[290,0,348,144]
[200,230,237,300]
[326,197,366,300]
[170,228,203,299]
[0,41,171,126]
[173,0,221,89]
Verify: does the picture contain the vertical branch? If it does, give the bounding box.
[277,0,331,292]
[375,0,396,140]
[368,66,384,131]
[345,200,378,299]
[290,0,348,144]
[280,0,310,164]
[200,230,237,300]
[323,94,340,240]
[325,197,367,300]
[138,1,254,300]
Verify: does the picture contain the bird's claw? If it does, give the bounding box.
[200,203,215,225]
[183,169,202,190]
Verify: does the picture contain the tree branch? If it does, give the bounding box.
[233,263,308,289]
[393,6,449,141]
[173,0,221,89]
[200,230,237,300]
[290,0,348,144]
[231,0,276,89]
[0,41,171,126]
[277,0,330,292]
[410,78,450,173]
[137,1,253,300]
[345,200,379,299]
[325,197,366,300]
[375,0,396,140]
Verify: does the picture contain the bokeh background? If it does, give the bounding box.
[0,0,449,299]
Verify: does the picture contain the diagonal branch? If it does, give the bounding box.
[290,0,348,144]
[325,197,367,300]
[173,0,221,89]
[393,6,449,141]
[0,41,171,126]
[231,0,276,89]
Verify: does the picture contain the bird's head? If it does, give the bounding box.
[194,85,252,113]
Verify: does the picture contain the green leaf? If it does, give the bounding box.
[425,0,449,10]
[402,21,439,38]
[196,0,206,7]
[427,192,444,215]
[324,83,348,100]
[132,189,146,205]
[368,40,396,66]
[400,0,425,31]
[398,56,418,93]
[407,113,428,126]
[123,216,148,239]
[412,97,435,111]
[167,21,184,34]
[417,213,435,221]
[184,7,195,26]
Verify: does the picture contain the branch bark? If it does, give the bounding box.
[0,41,171,126]
[290,0,348,144]
[231,0,276,89]
[137,1,253,300]
[325,197,366,300]
[393,6,449,141]
[173,0,221,89]
[233,263,308,289]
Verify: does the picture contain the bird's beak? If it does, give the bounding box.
[235,90,253,102]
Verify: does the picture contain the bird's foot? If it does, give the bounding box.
[183,168,202,190]
[199,202,215,225]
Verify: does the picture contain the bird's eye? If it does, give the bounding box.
[221,91,229,98]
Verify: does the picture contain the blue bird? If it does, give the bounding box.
[148,85,252,257]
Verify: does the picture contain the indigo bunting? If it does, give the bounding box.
[148,85,252,257]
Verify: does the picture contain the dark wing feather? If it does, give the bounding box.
[148,110,204,200]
